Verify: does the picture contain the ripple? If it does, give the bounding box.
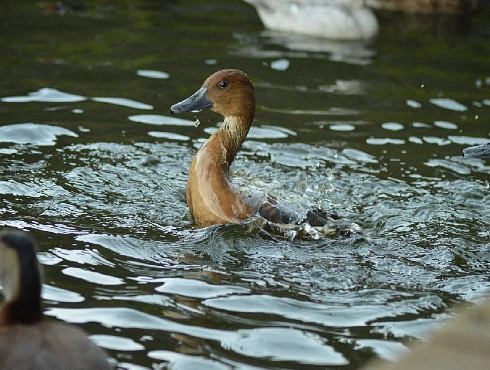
[406,99,422,108]
[366,138,405,145]
[51,247,115,266]
[114,362,148,370]
[137,69,170,79]
[261,106,359,115]
[62,267,125,285]
[342,148,378,163]
[355,339,410,362]
[267,143,338,168]
[0,180,44,197]
[232,31,375,65]
[90,335,145,351]
[251,124,296,138]
[270,58,290,71]
[203,293,419,327]
[45,307,231,341]
[329,123,355,131]
[76,234,163,261]
[409,136,424,144]
[42,284,84,303]
[412,122,432,128]
[1,88,86,103]
[155,278,250,299]
[148,351,230,370]
[448,136,489,145]
[434,120,458,129]
[128,114,196,126]
[224,327,347,365]
[423,136,451,145]
[0,123,78,146]
[0,179,68,198]
[381,122,404,131]
[319,80,364,95]
[204,124,296,139]
[430,98,467,111]
[148,131,190,141]
[0,148,18,154]
[92,97,153,110]
[109,294,173,307]
[0,221,81,236]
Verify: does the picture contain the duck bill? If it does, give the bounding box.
[170,87,213,114]
[463,143,490,159]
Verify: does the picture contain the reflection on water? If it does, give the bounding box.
[1,88,86,103]
[232,31,376,65]
[1,1,490,369]
[0,123,78,146]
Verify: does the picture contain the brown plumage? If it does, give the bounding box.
[0,229,111,370]
[170,69,333,230]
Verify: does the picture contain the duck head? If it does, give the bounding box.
[170,69,255,122]
[0,229,42,326]
[170,70,257,227]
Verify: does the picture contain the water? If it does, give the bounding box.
[1,1,490,369]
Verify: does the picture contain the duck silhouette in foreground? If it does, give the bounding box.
[0,229,111,370]
[171,69,353,239]
[361,298,490,370]
[463,142,490,159]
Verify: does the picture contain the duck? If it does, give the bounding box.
[0,229,112,370]
[243,0,379,40]
[170,69,343,237]
[463,142,490,159]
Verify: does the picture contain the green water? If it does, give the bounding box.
[1,1,490,369]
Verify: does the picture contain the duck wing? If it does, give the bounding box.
[258,197,335,226]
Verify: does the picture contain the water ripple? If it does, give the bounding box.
[62,266,125,285]
[224,327,347,365]
[91,334,145,351]
[92,97,153,110]
[155,278,250,299]
[1,88,85,102]
[430,98,468,111]
[0,123,78,146]
[148,351,230,370]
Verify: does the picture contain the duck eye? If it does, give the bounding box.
[218,80,228,89]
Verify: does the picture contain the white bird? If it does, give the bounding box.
[243,0,379,40]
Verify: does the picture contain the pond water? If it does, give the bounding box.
[1,1,490,369]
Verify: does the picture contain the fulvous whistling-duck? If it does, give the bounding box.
[170,69,334,234]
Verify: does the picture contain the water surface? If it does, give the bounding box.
[1,1,490,369]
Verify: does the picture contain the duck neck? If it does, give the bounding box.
[215,115,253,168]
[0,252,43,326]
